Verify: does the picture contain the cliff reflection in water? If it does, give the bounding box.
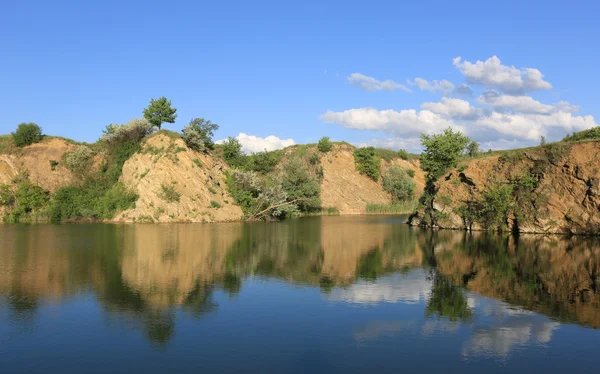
[1,217,599,349]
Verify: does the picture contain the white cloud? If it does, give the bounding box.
[421,97,482,120]
[328,272,433,304]
[453,56,552,94]
[474,111,597,140]
[453,84,473,97]
[554,101,580,114]
[477,90,554,114]
[320,107,464,137]
[409,78,455,94]
[217,133,295,154]
[356,137,422,152]
[348,73,412,92]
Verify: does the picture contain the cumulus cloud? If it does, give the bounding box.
[453,56,552,94]
[421,97,482,120]
[477,90,555,114]
[328,272,433,304]
[409,78,455,94]
[474,111,597,140]
[320,108,464,137]
[453,84,473,97]
[348,73,412,92]
[356,137,422,152]
[217,133,295,154]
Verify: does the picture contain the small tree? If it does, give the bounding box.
[354,147,380,181]
[102,118,154,146]
[12,123,43,147]
[317,136,333,153]
[466,141,480,157]
[143,97,177,129]
[182,118,219,153]
[420,128,471,181]
[221,137,244,167]
[382,166,416,202]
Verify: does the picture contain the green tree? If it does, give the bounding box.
[221,137,245,167]
[143,97,177,129]
[317,136,333,153]
[420,128,471,180]
[466,140,480,157]
[12,123,43,147]
[281,157,321,212]
[382,166,416,202]
[181,118,219,153]
[353,147,380,181]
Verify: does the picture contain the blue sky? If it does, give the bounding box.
[1,0,599,152]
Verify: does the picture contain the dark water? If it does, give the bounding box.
[1,216,599,373]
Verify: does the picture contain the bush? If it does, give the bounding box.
[406,169,415,178]
[247,150,281,173]
[0,184,14,206]
[64,145,94,173]
[281,157,321,212]
[354,147,380,181]
[12,123,43,147]
[382,166,416,202]
[563,127,600,142]
[182,118,219,153]
[210,200,222,209]
[101,118,154,146]
[477,182,514,231]
[397,149,410,160]
[159,183,181,203]
[317,136,333,153]
[221,137,245,167]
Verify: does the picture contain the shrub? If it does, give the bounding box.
[210,200,222,209]
[281,157,321,212]
[221,136,245,167]
[317,136,333,153]
[64,145,94,173]
[308,152,320,166]
[49,160,59,171]
[397,149,410,160]
[0,184,14,206]
[12,123,43,147]
[101,118,154,146]
[354,147,380,181]
[382,166,416,202]
[181,118,219,153]
[563,127,600,142]
[159,183,181,203]
[477,182,514,231]
[247,150,281,173]
[406,169,415,178]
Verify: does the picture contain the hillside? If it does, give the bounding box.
[409,140,600,235]
[0,132,424,223]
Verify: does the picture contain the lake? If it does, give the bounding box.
[1,216,599,373]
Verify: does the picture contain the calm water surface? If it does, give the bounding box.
[1,216,599,373]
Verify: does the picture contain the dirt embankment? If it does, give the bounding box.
[115,133,243,223]
[409,141,600,235]
[320,144,425,214]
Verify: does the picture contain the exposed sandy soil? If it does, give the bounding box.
[320,144,425,214]
[115,133,243,223]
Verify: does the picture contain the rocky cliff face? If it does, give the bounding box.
[115,133,243,223]
[320,144,425,214]
[409,141,600,235]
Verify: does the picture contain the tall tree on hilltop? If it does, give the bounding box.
[143,97,177,129]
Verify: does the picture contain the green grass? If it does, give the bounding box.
[366,200,419,214]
